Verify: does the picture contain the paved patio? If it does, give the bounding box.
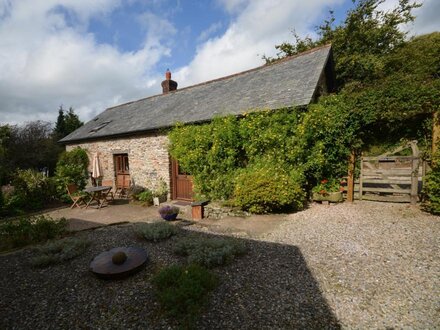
[43,199,290,236]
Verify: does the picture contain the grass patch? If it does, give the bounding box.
[0,215,67,251]
[152,264,218,327]
[134,222,179,242]
[30,237,90,267]
[173,236,247,268]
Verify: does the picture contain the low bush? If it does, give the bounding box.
[233,163,306,214]
[152,264,218,326]
[30,237,90,267]
[174,236,247,268]
[6,169,56,212]
[137,189,153,205]
[54,147,89,202]
[0,215,67,251]
[134,222,179,242]
[128,185,145,201]
[422,152,440,215]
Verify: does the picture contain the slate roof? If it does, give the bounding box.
[60,45,332,144]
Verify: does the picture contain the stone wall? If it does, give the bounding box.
[66,132,171,193]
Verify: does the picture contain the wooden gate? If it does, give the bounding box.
[171,159,193,201]
[358,141,422,204]
[114,154,130,197]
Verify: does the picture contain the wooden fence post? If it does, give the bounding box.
[347,151,356,202]
[410,141,420,205]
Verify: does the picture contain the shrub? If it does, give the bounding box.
[128,185,145,200]
[0,188,4,214]
[152,264,218,326]
[8,169,54,211]
[134,222,179,242]
[153,178,168,198]
[422,152,440,215]
[174,237,247,268]
[30,237,90,267]
[0,215,67,251]
[54,147,89,201]
[137,189,153,205]
[233,163,306,214]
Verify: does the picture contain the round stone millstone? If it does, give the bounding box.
[90,247,148,280]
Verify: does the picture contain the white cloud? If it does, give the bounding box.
[410,0,440,35]
[175,0,439,88]
[1,0,437,125]
[175,0,344,86]
[0,0,172,124]
[197,22,223,42]
[216,0,249,14]
[377,0,440,36]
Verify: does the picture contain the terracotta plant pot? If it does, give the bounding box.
[313,191,343,203]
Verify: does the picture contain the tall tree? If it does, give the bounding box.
[0,125,12,184]
[53,106,83,140]
[7,121,59,173]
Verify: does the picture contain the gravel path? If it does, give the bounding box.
[1,201,439,329]
[262,202,440,329]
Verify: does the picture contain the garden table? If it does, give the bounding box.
[84,186,112,209]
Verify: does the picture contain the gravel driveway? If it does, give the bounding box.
[0,201,439,329]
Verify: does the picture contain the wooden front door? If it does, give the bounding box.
[114,154,130,193]
[171,159,194,201]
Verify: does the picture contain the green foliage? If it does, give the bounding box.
[128,185,154,205]
[169,109,312,212]
[30,237,90,268]
[53,106,83,141]
[153,178,168,198]
[152,264,218,326]
[54,147,89,200]
[234,163,305,214]
[1,121,62,183]
[137,189,153,205]
[0,125,12,185]
[170,116,243,200]
[422,152,440,215]
[128,185,145,200]
[385,32,440,78]
[0,215,67,251]
[8,169,55,211]
[134,222,179,242]
[174,236,247,268]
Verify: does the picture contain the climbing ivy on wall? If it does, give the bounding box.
[168,106,357,212]
[169,76,436,213]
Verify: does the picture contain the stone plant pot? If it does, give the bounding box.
[313,191,343,203]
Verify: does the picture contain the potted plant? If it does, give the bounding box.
[312,178,345,203]
[159,205,180,221]
[153,179,168,206]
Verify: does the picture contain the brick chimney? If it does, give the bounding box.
[161,69,177,94]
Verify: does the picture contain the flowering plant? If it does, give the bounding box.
[159,205,180,216]
[312,178,346,196]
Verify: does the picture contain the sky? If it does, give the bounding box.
[0,0,438,125]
